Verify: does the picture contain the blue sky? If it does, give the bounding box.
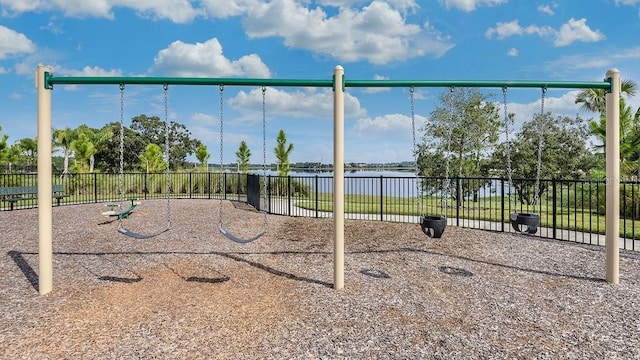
[1,0,639,165]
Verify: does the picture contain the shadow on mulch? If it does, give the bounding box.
[7,245,606,293]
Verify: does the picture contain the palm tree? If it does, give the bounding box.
[71,133,96,172]
[588,98,640,178]
[76,125,112,172]
[53,127,76,175]
[575,78,637,113]
[139,143,166,173]
[578,78,640,179]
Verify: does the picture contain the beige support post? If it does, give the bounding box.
[605,69,620,284]
[36,64,53,295]
[333,65,345,290]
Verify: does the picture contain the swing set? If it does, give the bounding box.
[35,65,620,295]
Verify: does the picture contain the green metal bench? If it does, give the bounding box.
[0,185,69,210]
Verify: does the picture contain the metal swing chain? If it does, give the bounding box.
[409,86,422,216]
[532,87,547,208]
[218,85,225,227]
[502,87,516,210]
[261,86,268,230]
[118,84,126,226]
[442,87,454,216]
[163,83,172,228]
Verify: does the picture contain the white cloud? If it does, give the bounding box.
[0,0,200,23]
[615,0,640,5]
[537,4,554,15]
[228,87,366,121]
[40,22,64,35]
[0,67,6,74]
[0,25,36,59]
[242,0,453,65]
[361,75,391,94]
[438,0,507,12]
[614,46,640,60]
[554,18,605,47]
[486,18,604,47]
[53,65,122,77]
[200,0,257,18]
[1,0,452,66]
[507,48,518,56]
[189,112,219,145]
[0,0,49,13]
[485,20,554,39]
[152,38,271,78]
[503,90,583,132]
[353,113,427,138]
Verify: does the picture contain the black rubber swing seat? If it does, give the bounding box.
[420,215,446,238]
[118,226,171,239]
[219,225,266,244]
[510,212,540,234]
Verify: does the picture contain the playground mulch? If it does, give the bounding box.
[1,199,640,359]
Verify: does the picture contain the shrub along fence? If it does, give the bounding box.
[1,172,638,251]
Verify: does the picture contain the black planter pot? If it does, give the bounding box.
[510,212,539,234]
[420,215,446,238]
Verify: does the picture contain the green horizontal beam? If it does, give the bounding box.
[45,72,613,91]
[44,72,334,89]
[344,79,613,90]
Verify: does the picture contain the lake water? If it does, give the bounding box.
[258,170,414,197]
[257,169,504,198]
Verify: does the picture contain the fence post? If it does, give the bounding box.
[223,173,227,200]
[315,175,319,218]
[501,177,505,233]
[287,176,291,216]
[94,173,98,203]
[267,175,272,214]
[189,172,192,199]
[552,178,557,240]
[456,177,461,227]
[380,175,384,221]
[208,172,211,199]
[144,173,148,200]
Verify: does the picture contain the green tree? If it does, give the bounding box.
[0,125,8,167]
[195,144,210,171]
[4,145,21,173]
[274,129,294,176]
[491,113,598,204]
[76,125,112,172]
[70,132,96,172]
[418,88,501,203]
[93,122,145,173]
[53,127,76,175]
[588,98,640,178]
[139,143,166,173]
[575,79,637,113]
[577,78,640,179]
[130,114,202,169]
[235,141,251,173]
[17,137,37,169]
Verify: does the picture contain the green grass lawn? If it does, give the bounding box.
[295,193,640,239]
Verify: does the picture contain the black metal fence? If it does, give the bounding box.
[1,172,638,251]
